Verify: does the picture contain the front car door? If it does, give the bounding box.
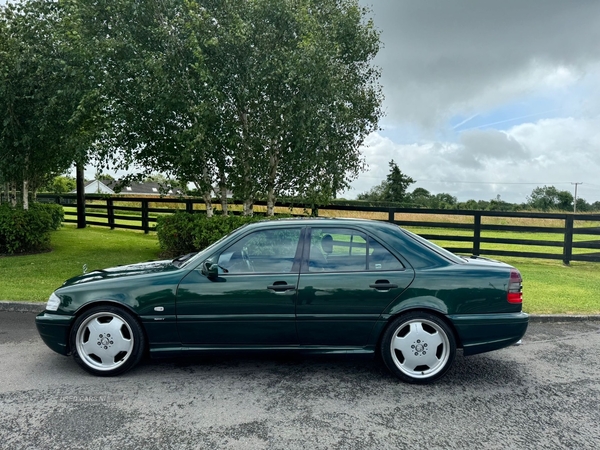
[176,226,304,345]
[296,226,415,346]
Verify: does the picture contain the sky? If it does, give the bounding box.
[349,0,600,204]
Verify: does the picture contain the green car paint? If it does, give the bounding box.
[36,218,528,371]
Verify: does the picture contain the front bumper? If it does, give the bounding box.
[35,312,75,356]
[449,312,529,356]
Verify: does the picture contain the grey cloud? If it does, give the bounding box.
[361,0,600,126]
[460,129,529,158]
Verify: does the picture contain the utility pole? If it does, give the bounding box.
[571,182,583,213]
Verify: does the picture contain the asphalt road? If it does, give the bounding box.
[1,311,599,450]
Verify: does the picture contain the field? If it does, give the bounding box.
[1,223,599,314]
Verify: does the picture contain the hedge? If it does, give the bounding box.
[156,213,286,257]
[0,203,64,255]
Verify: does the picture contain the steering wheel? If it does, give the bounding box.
[241,247,255,272]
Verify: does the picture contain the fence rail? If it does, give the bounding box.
[36,194,600,264]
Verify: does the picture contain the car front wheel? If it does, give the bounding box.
[381,312,456,384]
[70,305,145,376]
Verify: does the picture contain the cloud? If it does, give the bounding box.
[348,117,600,203]
[361,0,600,127]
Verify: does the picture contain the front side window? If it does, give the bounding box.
[217,228,302,274]
[307,228,404,272]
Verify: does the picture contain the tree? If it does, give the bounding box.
[80,0,382,216]
[357,160,414,203]
[409,187,432,207]
[527,186,573,211]
[39,175,77,194]
[0,0,94,209]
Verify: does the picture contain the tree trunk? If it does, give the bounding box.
[266,150,279,216]
[76,162,86,228]
[10,182,17,207]
[2,182,8,204]
[243,199,253,216]
[219,168,228,216]
[22,179,29,210]
[201,166,214,217]
[203,192,214,218]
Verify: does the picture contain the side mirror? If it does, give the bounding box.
[201,260,219,279]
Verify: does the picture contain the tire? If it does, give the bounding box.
[380,312,456,384]
[70,305,146,376]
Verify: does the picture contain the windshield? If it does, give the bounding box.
[401,228,464,264]
[174,222,254,269]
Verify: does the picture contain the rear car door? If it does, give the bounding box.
[296,226,415,346]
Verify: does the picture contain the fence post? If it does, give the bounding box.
[473,213,481,256]
[107,198,115,230]
[388,208,396,223]
[141,199,149,234]
[563,215,574,265]
[186,199,193,214]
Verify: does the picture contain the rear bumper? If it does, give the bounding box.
[35,312,74,356]
[448,312,529,356]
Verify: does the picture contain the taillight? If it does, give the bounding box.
[507,269,523,304]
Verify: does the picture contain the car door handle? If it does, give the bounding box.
[267,282,297,292]
[369,280,398,290]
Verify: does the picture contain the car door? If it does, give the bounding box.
[176,226,304,345]
[296,226,415,346]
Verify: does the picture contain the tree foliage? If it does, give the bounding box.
[0,0,92,208]
[75,0,382,215]
[357,160,414,203]
[527,186,574,211]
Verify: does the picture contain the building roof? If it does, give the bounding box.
[72,180,184,196]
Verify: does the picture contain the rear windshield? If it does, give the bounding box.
[401,229,464,264]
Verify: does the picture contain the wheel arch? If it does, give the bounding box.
[377,307,463,352]
[69,300,149,355]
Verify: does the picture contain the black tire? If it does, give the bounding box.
[70,305,146,376]
[380,311,456,384]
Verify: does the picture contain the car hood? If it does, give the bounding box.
[62,260,179,287]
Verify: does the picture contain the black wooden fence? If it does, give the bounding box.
[36,194,600,264]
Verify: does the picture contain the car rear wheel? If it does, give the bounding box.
[70,306,145,376]
[381,312,456,384]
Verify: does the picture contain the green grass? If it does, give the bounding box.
[1,224,599,314]
[0,225,160,301]
[491,257,600,315]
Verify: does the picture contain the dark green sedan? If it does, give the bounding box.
[36,218,528,384]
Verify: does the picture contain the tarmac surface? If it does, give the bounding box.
[1,309,599,449]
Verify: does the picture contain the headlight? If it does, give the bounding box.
[46,293,61,311]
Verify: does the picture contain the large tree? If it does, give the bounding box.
[0,0,93,208]
[81,0,382,215]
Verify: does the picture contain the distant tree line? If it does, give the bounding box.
[357,161,600,212]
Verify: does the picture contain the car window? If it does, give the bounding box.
[308,228,404,272]
[217,228,302,274]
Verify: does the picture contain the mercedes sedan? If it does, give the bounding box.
[36,218,528,383]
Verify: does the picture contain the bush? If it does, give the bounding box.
[156,213,284,257]
[0,203,62,254]
[30,203,64,230]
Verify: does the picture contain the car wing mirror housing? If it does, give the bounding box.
[201,260,219,279]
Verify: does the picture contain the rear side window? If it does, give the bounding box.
[307,228,404,272]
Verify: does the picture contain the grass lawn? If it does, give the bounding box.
[1,224,598,314]
[0,225,160,301]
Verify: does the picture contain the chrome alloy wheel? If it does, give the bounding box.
[75,311,135,372]
[389,318,451,380]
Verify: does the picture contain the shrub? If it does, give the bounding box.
[30,203,64,230]
[0,203,61,254]
[156,213,285,257]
